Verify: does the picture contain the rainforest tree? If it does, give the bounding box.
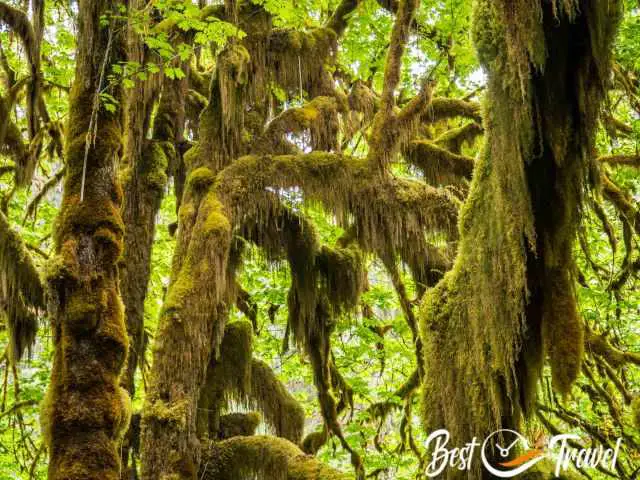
[0,0,639,479]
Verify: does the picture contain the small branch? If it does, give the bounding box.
[599,154,640,168]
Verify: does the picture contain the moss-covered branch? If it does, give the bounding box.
[599,154,640,168]
[200,435,349,480]
[217,153,458,256]
[404,140,474,185]
[586,330,640,367]
[422,97,482,123]
[326,0,362,37]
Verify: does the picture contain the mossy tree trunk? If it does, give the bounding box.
[41,0,130,478]
[419,1,621,477]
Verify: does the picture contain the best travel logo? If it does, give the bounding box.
[424,428,623,478]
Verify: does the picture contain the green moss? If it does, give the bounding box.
[187,167,216,191]
[631,396,640,429]
[143,398,189,429]
[202,194,231,236]
[419,1,621,464]
[217,412,261,439]
[163,263,195,314]
[55,193,125,246]
[542,272,584,396]
[250,359,305,443]
[183,142,201,170]
[141,141,169,191]
[201,435,348,480]
[65,288,105,332]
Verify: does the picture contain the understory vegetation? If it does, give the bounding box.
[0,0,639,479]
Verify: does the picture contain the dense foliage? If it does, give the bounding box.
[0,0,638,479]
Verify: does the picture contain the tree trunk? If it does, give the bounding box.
[41,0,129,479]
[419,1,621,477]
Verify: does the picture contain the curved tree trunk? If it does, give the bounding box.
[41,0,130,478]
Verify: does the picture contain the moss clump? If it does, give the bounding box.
[217,412,261,439]
[143,398,189,429]
[64,288,106,332]
[315,244,365,313]
[250,359,305,443]
[141,141,170,191]
[186,166,216,191]
[258,97,340,154]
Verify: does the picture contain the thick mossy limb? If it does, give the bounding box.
[141,185,233,480]
[200,435,349,480]
[404,140,474,186]
[0,210,45,362]
[419,1,621,476]
[197,320,305,444]
[217,153,458,268]
[250,359,306,443]
[422,97,482,124]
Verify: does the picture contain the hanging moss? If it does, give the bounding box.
[186,166,216,192]
[198,320,306,444]
[315,244,365,313]
[216,152,458,269]
[541,271,584,396]
[301,428,328,455]
[267,28,338,99]
[0,211,45,362]
[250,359,305,443]
[257,96,340,154]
